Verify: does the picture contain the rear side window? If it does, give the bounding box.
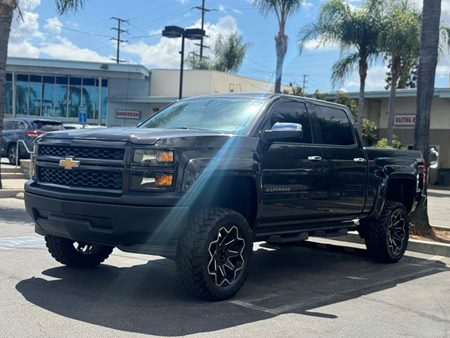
[32,121,64,132]
[269,101,313,143]
[315,106,355,146]
[3,120,15,130]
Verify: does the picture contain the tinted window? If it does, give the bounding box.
[17,121,27,130]
[4,120,15,130]
[270,101,313,143]
[32,121,64,132]
[316,106,354,145]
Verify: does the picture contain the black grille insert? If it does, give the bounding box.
[38,167,122,190]
[39,145,124,161]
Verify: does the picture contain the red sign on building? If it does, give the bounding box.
[394,115,416,126]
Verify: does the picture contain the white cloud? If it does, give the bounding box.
[19,0,41,10]
[8,40,40,58]
[44,17,62,35]
[122,15,240,68]
[40,37,111,62]
[302,38,339,51]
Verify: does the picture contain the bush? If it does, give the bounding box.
[375,136,403,149]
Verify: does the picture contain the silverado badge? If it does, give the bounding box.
[59,158,80,170]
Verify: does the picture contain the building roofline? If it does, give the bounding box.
[325,87,450,100]
[6,57,150,77]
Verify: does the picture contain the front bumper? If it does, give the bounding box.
[24,182,189,257]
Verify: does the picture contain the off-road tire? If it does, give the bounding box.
[176,208,253,301]
[45,235,113,268]
[7,144,17,165]
[363,201,409,263]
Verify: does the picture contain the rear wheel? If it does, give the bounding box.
[45,235,113,268]
[176,208,253,301]
[363,201,409,263]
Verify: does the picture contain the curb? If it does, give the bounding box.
[15,192,24,200]
[332,232,450,258]
[0,190,23,199]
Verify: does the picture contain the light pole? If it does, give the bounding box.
[162,26,205,100]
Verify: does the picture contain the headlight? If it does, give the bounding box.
[133,149,174,165]
[131,172,174,190]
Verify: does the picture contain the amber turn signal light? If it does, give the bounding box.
[155,173,173,186]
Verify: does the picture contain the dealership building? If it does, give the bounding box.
[328,89,450,184]
[4,57,282,128]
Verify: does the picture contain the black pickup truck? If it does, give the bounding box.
[24,93,425,301]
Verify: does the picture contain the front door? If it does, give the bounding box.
[260,100,328,227]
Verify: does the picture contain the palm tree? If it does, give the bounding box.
[411,0,441,234]
[299,0,383,128]
[380,0,421,146]
[0,0,83,188]
[254,0,304,93]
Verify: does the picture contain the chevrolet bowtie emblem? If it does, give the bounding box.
[59,158,80,170]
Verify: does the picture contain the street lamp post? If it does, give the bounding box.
[162,26,205,100]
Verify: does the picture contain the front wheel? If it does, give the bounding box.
[362,201,409,263]
[45,235,113,268]
[176,208,253,301]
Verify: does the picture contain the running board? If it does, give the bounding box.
[267,232,309,244]
[312,228,348,238]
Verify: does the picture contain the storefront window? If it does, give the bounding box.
[68,77,81,118]
[82,78,97,119]
[42,76,55,117]
[100,79,108,120]
[16,74,29,115]
[54,77,68,117]
[5,73,12,114]
[29,75,42,116]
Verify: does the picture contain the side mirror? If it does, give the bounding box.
[262,122,303,143]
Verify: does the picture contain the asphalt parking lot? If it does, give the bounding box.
[1,198,449,337]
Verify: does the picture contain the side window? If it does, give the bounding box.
[269,101,313,143]
[315,106,355,146]
[17,121,27,130]
[3,121,14,130]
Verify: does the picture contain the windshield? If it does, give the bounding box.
[140,97,266,134]
[32,121,64,132]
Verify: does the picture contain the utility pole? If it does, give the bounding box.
[302,74,308,93]
[111,17,128,63]
[193,0,213,59]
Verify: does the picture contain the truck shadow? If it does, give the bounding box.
[15,242,449,336]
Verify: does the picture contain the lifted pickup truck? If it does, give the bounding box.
[25,94,425,301]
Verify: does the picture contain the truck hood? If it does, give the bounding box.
[40,128,235,147]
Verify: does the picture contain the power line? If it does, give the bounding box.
[111,17,128,64]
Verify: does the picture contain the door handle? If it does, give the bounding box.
[353,158,366,163]
[308,156,322,161]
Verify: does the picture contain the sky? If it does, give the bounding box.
[7,0,450,93]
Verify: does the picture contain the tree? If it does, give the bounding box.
[379,0,421,146]
[385,57,418,90]
[0,0,83,189]
[411,0,441,235]
[299,0,383,133]
[212,33,249,73]
[186,33,249,74]
[186,53,211,70]
[254,0,304,93]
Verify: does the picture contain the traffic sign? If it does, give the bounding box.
[78,106,87,125]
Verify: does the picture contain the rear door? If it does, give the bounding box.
[260,99,328,226]
[1,120,17,154]
[311,104,367,218]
